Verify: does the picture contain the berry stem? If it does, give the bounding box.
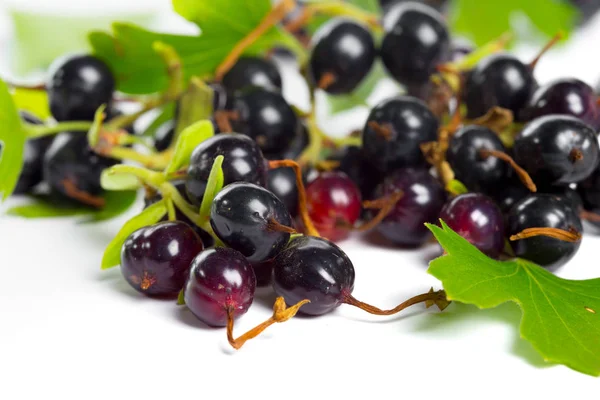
[266,217,298,234]
[60,178,106,208]
[268,159,320,237]
[355,191,403,232]
[215,0,297,81]
[99,146,174,170]
[24,121,94,138]
[529,31,564,71]
[342,288,450,316]
[580,209,600,222]
[226,297,310,350]
[367,121,393,141]
[166,196,176,221]
[479,149,537,192]
[510,227,582,242]
[214,110,239,133]
[318,72,337,90]
[303,1,381,31]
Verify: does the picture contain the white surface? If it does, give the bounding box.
[2,2,600,400]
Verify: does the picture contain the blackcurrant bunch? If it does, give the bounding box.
[222,56,282,94]
[267,167,298,217]
[308,18,376,94]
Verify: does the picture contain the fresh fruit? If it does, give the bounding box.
[186,133,267,205]
[183,247,256,327]
[47,54,115,121]
[120,221,204,296]
[325,145,380,200]
[308,18,376,94]
[267,167,298,217]
[14,112,53,194]
[210,182,293,263]
[222,56,282,93]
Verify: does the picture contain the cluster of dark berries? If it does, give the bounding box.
[11,0,600,349]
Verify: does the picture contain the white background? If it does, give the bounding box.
[1,1,600,399]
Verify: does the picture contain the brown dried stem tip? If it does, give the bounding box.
[61,178,106,208]
[226,297,310,350]
[342,288,450,316]
[480,149,537,192]
[569,148,584,163]
[367,121,393,141]
[318,72,337,90]
[214,110,239,133]
[529,31,564,71]
[355,191,403,232]
[266,217,298,234]
[509,227,582,243]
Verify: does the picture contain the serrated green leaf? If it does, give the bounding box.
[90,1,305,95]
[165,120,214,174]
[101,200,167,270]
[199,155,224,220]
[427,220,600,377]
[450,0,578,47]
[11,88,51,121]
[0,79,26,201]
[7,191,137,223]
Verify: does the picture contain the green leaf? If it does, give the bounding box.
[0,79,27,201]
[7,191,137,223]
[90,1,305,95]
[199,155,225,220]
[427,220,600,377]
[177,289,185,305]
[449,0,578,47]
[101,200,167,270]
[165,119,214,174]
[101,169,141,191]
[11,88,51,121]
[174,78,214,137]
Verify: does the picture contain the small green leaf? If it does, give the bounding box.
[101,200,167,270]
[177,289,185,305]
[11,88,51,121]
[0,79,27,201]
[7,191,137,223]
[140,103,176,138]
[175,78,214,137]
[445,179,468,196]
[199,155,225,220]
[101,169,141,191]
[427,220,600,377]
[165,120,214,174]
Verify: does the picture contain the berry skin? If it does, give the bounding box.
[440,193,505,258]
[362,96,439,172]
[263,122,309,161]
[186,133,267,206]
[380,2,450,89]
[153,120,175,152]
[305,171,362,242]
[222,56,282,93]
[309,18,376,94]
[507,194,583,269]
[267,167,298,217]
[513,115,599,186]
[120,221,204,296]
[465,53,535,120]
[47,54,115,121]
[43,131,117,205]
[578,162,600,228]
[210,182,293,264]
[272,236,355,316]
[374,168,446,247]
[446,125,509,191]
[232,87,298,154]
[183,248,256,327]
[325,145,380,200]
[522,78,600,130]
[487,177,530,213]
[14,112,53,194]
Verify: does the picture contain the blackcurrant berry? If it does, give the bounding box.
[120,221,204,296]
[264,122,309,161]
[513,115,599,186]
[14,111,53,194]
[186,133,267,206]
[523,78,600,130]
[183,247,256,327]
[465,54,536,120]
[222,56,282,93]
[579,161,600,211]
[272,235,355,316]
[153,120,175,152]
[486,177,530,214]
[305,171,362,242]
[47,54,115,121]
[507,194,583,269]
[362,96,439,172]
[446,125,509,191]
[374,168,446,247]
[210,182,293,263]
[43,131,117,207]
[231,87,298,154]
[309,18,376,94]
[325,145,380,200]
[440,193,505,258]
[380,2,450,89]
[267,167,298,217]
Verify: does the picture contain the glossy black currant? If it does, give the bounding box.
[507,194,583,269]
[309,18,376,94]
[222,56,282,93]
[186,133,267,206]
[267,167,298,217]
[325,145,380,200]
[14,111,53,194]
[272,235,355,316]
[447,125,509,191]
[513,115,599,186]
[47,54,115,121]
[210,182,293,264]
[362,96,439,172]
[380,2,450,88]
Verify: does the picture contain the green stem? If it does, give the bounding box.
[104,147,173,170]
[306,1,381,32]
[166,196,176,221]
[24,121,94,138]
[105,164,166,188]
